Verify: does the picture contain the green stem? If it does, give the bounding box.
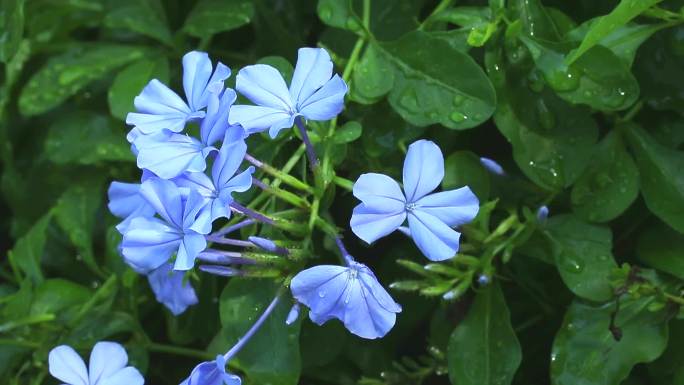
[146,342,215,360]
[245,153,313,194]
[419,0,455,30]
[333,176,353,191]
[664,292,684,306]
[0,314,55,333]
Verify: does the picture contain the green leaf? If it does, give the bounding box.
[218,280,300,385]
[551,295,669,385]
[108,57,169,120]
[571,130,639,222]
[7,214,51,284]
[544,215,617,302]
[30,279,90,318]
[45,112,132,164]
[520,37,639,111]
[350,43,394,104]
[103,0,172,44]
[625,123,684,233]
[511,0,562,41]
[19,44,146,116]
[379,31,496,130]
[443,151,490,200]
[434,6,491,28]
[0,0,24,62]
[53,178,106,275]
[566,0,662,64]
[637,222,684,280]
[333,121,362,144]
[183,0,254,37]
[447,282,521,385]
[317,0,362,32]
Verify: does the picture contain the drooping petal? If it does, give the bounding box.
[290,264,348,318]
[235,64,293,111]
[107,182,155,219]
[340,271,397,339]
[407,210,461,261]
[415,187,479,227]
[121,216,183,273]
[174,232,207,271]
[228,105,295,136]
[135,132,209,179]
[147,263,198,316]
[297,74,347,121]
[88,342,128,385]
[402,140,445,202]
[350,203,406,244]
[48,345,88,385]
[289,48,334,105]
[200,88,237,146]
[356,264,402,313]
[182,356,241,385]
[183,51,231,112]
[139,178,184,227]
[98,367,144,385]
[126,79,195,135]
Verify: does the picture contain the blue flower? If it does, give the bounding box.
[126,51,230,136]
[121,178,210,273]
[134,87,238,179]
[148,263,199,316]
[107,181,155,233]
[536,205,549,222]
[180,355,241,385]
[350,140,480,261]
[174,126,254,223]
[48,342,144,385]
[479,157,505,176]
[290,260,402,339]
[229,47,347,138]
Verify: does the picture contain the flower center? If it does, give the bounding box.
[405,202,417,211]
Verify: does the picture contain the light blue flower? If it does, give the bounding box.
[479,157,505,175]
[174,126,254,223]
[290,260,401,339]
[107,181,155,233]
[180,355,241,385]
[48,342,144,385]
[350,140,480,261]
[121,178,210,273]
[134,87,238,179]
[148,263,198,316]
[536,205,549,221]
[229,47,347,138]
[126,51,230,136]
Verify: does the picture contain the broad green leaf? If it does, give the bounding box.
[53,178,106,275]
[545,215,617,302]
[7,214,51,284]
[648,320,684,385]
[625,123,684,233]
[434,6,491,28]
[634,27,684,112]
[368,0,422,41]
[520,37,639,111]
[19,44,146,116]
[103,0,172,44]
[0,0,24,62]
[637,223,684,280]
[30,279,90,317]
[218,280,300,385]
[551,295,669,385]
[379,31,496,130]
[447,282,521,385]
[108,57,169,120]
[183,0,254,37]
[317,0,362,32]
[45,112,132,164]
[334,121,362,144]
[511,0,561,41]
[443,151,490,200]
[350,43,394,104]
[566,0,662,64]
[571,130,639,222]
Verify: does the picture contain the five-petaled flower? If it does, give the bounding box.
[350,140,480,261]
[290,258,402,339]
[180,355,241,385]
[48,342,144,385]
[229,47,348,138]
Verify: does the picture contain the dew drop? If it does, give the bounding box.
[450,111,468,123]
[453,94,465,106]
[318,290,326,298]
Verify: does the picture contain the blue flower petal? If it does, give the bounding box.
[350,173,406,244]
[403,140,445,202]
[121,216,182,273]
[213,131,248,189]
[107,182,155,220]
[98,367,144,385]
[291,261,401,339]
[479,157,505,176]
[235,64,293,111]
[184,189,212,234]
[415,187,479,227]
[174,172,216,198]
[88,342,128,385]
[174,232,207,271]
[148,263,198,316]
[135,132,210,179]
[126,79,196,135]
[407,210,461,261]
[181,355,241,385]
[229,105,295,136]
[298,74,347,121]
[200,88,236,146]
[139,178,184,227]
[48,345,88,385]
[183,51,231,111]
[289,48,334,105]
